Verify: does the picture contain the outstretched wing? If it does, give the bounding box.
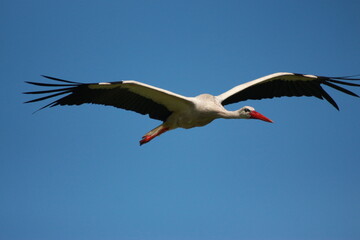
[24,76,193,121]
[217,72,360,110]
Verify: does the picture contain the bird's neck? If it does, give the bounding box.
[219,110,243,119]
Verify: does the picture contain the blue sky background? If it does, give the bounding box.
[1,0,360,239]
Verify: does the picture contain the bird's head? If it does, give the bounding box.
[239,106,273,123]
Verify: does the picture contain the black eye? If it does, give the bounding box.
[244,108,250,113]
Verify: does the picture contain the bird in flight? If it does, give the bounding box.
[24,72,360,145]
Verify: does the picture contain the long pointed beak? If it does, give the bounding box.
[250,111,273,123]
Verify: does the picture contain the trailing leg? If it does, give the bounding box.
[139,124,169,146]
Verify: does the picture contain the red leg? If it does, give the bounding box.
[139,127,169,146]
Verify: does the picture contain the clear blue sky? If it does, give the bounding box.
[1,0,360,239]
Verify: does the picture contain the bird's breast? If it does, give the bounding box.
[165,94,224,129]
[167,109,219,129]
[177,114,215,129]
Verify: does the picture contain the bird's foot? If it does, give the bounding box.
[140,135,153,146]
[139,126,169,146]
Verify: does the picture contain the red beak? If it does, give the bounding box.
[250,111,273,123]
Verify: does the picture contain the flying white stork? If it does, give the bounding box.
[24,72,360,145]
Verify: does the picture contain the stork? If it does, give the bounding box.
[24,72,360,145]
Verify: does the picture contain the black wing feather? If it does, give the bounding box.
[322,81,359,97]
[221,74,360,110]
[24,77,172,121]
[41,75,81,84]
